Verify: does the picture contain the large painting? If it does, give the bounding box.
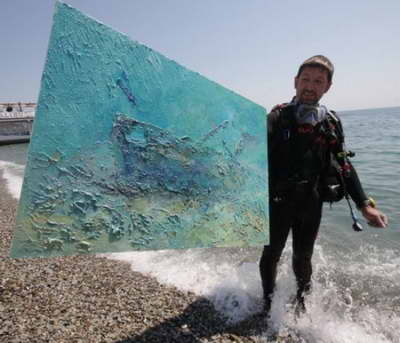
[10,2,268,258]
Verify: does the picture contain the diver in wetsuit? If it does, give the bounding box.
[259,55,388,314]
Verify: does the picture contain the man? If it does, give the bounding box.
[259,55,388,315]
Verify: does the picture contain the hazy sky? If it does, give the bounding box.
[1,0,399,111]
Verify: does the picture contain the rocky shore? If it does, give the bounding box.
[0,172,293,342]
[0,171,276,343]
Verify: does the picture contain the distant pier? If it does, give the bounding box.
[0,102,35,145]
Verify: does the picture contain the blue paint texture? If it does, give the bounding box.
[10,1,268,258]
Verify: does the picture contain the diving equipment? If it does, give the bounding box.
[295,104,327,126]
[359,197,376,209]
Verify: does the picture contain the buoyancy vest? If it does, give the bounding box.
[268,103,345,201]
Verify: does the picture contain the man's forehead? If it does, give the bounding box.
[298,66,329,79]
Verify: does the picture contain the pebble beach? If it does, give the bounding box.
[0,171,283,343]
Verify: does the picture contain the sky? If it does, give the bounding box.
[0,0,399,111]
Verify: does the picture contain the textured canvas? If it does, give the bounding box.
[10,2,268,258]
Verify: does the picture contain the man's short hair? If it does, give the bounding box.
[297,55,334,82]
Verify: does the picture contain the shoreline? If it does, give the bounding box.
[0,171,269,342]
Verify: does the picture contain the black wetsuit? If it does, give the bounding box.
[259,102,368,306]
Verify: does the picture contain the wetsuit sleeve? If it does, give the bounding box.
[334,116,369,207]
[343,162,368,208]
[267,109,280,195]
[267,109,279,155]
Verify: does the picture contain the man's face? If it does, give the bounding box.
[294,66,331,104]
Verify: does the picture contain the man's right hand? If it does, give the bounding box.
[361,206,388,228]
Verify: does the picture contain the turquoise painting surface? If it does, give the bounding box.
[10,2,268,258]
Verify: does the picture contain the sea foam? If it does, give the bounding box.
[0,161,24,200]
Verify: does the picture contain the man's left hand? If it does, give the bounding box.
[361,206,388,228]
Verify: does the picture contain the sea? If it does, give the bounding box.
[1,106,399,342]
